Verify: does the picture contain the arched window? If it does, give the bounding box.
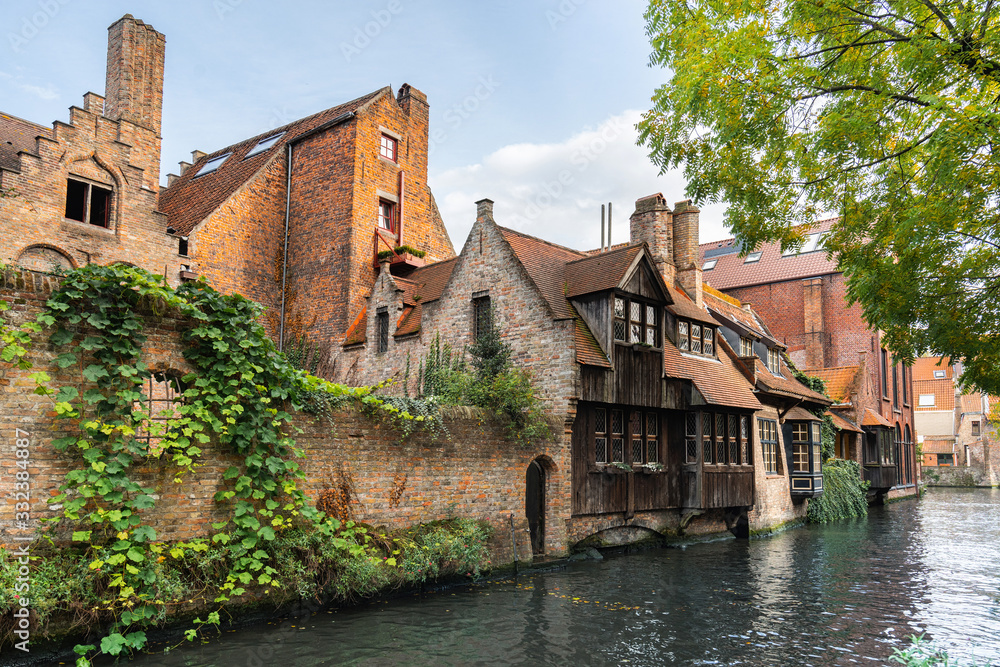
[16,245,74,272]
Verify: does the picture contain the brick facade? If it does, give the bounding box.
[0,17,179,284]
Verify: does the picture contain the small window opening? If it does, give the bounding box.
[744,251,762,263]
[380,134,398,162]
[245,133,285,159]
[178,237,189,257]
[65,179,112,228]
[702,258,718,270]
[378,199,397,233]
[933,370,946,379]
[376,307,389,353]
[473,294,492,342]
[195,153,230,177]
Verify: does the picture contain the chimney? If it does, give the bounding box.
[673,199,703,307]
[630,193,674,285]
[802,277,826,368]
[104,15,166,135]
[396,83,429,182]
[476,198,495,222]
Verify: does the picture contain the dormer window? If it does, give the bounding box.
[245,132,285,158]
[677,319,715,357]
[195,153,230,177]
[744,251,762,263]
[766,347,781,374]
[702,259,717,270]
[613,296,659,346]
[740,336,753,356]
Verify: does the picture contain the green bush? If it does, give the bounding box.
[807,459,870,523]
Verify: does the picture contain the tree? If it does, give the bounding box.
[638,0,1000,393]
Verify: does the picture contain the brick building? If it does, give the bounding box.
[1,15,455,355]
[914,356,999,486]
[698,221,919,501]
[339,194,831,548]
[0,16,177,279]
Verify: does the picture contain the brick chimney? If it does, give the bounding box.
[673,200,702,307]
[104,15,165,136]
[630,193,675,285]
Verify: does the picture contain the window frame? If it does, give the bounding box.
[790,420,822,473]
[972,420,981,437]
[766,347,781,375]
[744,251,762,263]
[881,348,889,398]
[472,294,492,343]
[739,336,754,357]
[677,318,716,358]
[613,295,660,348]
[65,177,113,228]
[918,394,935,407]
[702,258,718,270]
[133,372,185,452]
[376,307,389,353]
[245,133,285,159]
[378,198,397,234]
[759,418,780,474]
[380,133,398,162]
[194,153,230,177]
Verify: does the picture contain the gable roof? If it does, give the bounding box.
[862,408,893,428]
[564,244,666,300]
[0,111,52,172]
[159,87,387,236]
[498,226,585,321]
[801,365,861,404]
[913,356,954,381]
[698,218,839,290]
[752,356,831,405]
[702,283,781,346]
[394,257,459,337]
[663,336,761,410]
[828,410,863,433]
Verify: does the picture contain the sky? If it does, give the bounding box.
[1,0,734,250]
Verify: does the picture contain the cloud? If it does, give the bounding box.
[18,82,58,100]
[430,110,731,253]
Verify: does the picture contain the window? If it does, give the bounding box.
[972,420,981,437]
[178,237,189,257]
[881,349,889,397]
[703,258,718,270]
[780,232,825,256]
[134,372,184,453]
[902,366,909,404]
[677,319,715,357]
[791,421,823,473]
[740,336,754,357]
[378,199,397,233]
[380,134,398,162]
[933,369,946,379]
[759,418,779,474]
[195,153,230,177]
[766,347,781,375]
[595,408,608,463]
[918,394,935,407]
[473,294,492,342]
[611,409,625,463]
[880,429,896,465]
[245,133,284,158]
[613,296,659,346]
[65,178,112,228]
[685,412,698,463]
[376,307,389,353]
[595,407,660,466]
[744,251,762,263]
[741,415,750,465]
[703,412,713,464]
[630,412,659,465]
[892,364,899,408]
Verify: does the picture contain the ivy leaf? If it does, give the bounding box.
[72,530,92,542]
[55,352,78,369]
[131,495,155,510]
[132,525,156,542]
[82,365,110,382]
[55,385,79,402]
[50,327,74,346]
[100,633,127,656]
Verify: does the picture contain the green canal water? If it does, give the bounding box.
[129,488,999,666]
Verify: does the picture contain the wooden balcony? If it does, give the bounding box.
[863,464,897,491]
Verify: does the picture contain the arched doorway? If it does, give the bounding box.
[525,459,545,555]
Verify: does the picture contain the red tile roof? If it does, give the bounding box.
[394,257,459,337]
[573,307,611,368]
[702,284,779,344]
[828,410,863,433]
[801,365,861,404]
[753,356,831,404]
[913,356,954,381]
[959,393,984,414]
[699,218,839,290]
[664,337,761,410]
[342,306,367,346]
[159,88,387,235]
[913,379,955,411]
[666,284,718,326]
[564,244,646,298]
[922,439,955,454]
[499,227,585,320]
[785,405,820,421]
[0,111,51,172]
[861,408,893,428]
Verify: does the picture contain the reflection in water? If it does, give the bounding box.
[130,489,1000,666]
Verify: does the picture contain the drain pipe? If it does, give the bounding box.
[508,513,518,575]
[278,142,293,351]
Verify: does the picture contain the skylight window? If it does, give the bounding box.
[703,259,718,270]
[781,232,826,256]
[933,370,946,379]
[195,153,231,177]
[744,251,762,263]
[245,133,285,158]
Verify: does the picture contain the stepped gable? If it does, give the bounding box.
[159,88,387,236]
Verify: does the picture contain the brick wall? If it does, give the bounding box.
[748,406,808,531]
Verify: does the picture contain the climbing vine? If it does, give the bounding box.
[807,459,870,523]
[0,264,440,664]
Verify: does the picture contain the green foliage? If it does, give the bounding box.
[889,634,992,666]
[639,0,1000,395]
[807,459,870,524]
[0,291,42,371]
[396,518,494,582]
[376,245,427,262]
[10,263,438,663]
[417,321,551,444]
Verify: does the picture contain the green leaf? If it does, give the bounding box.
[82,365,110,382]
[100,633,127,656]
[55,352,78,368]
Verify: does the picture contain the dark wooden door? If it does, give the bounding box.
[526,460,545,554]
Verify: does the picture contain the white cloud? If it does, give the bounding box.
[429,110,732,253]
[18,82,58,100]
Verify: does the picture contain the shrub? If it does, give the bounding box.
[807,459,870,523]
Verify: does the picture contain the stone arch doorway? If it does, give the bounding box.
[525,459,546,555]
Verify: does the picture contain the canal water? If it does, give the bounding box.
[133,488,999,666]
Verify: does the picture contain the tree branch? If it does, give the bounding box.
[799,84,930,107]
